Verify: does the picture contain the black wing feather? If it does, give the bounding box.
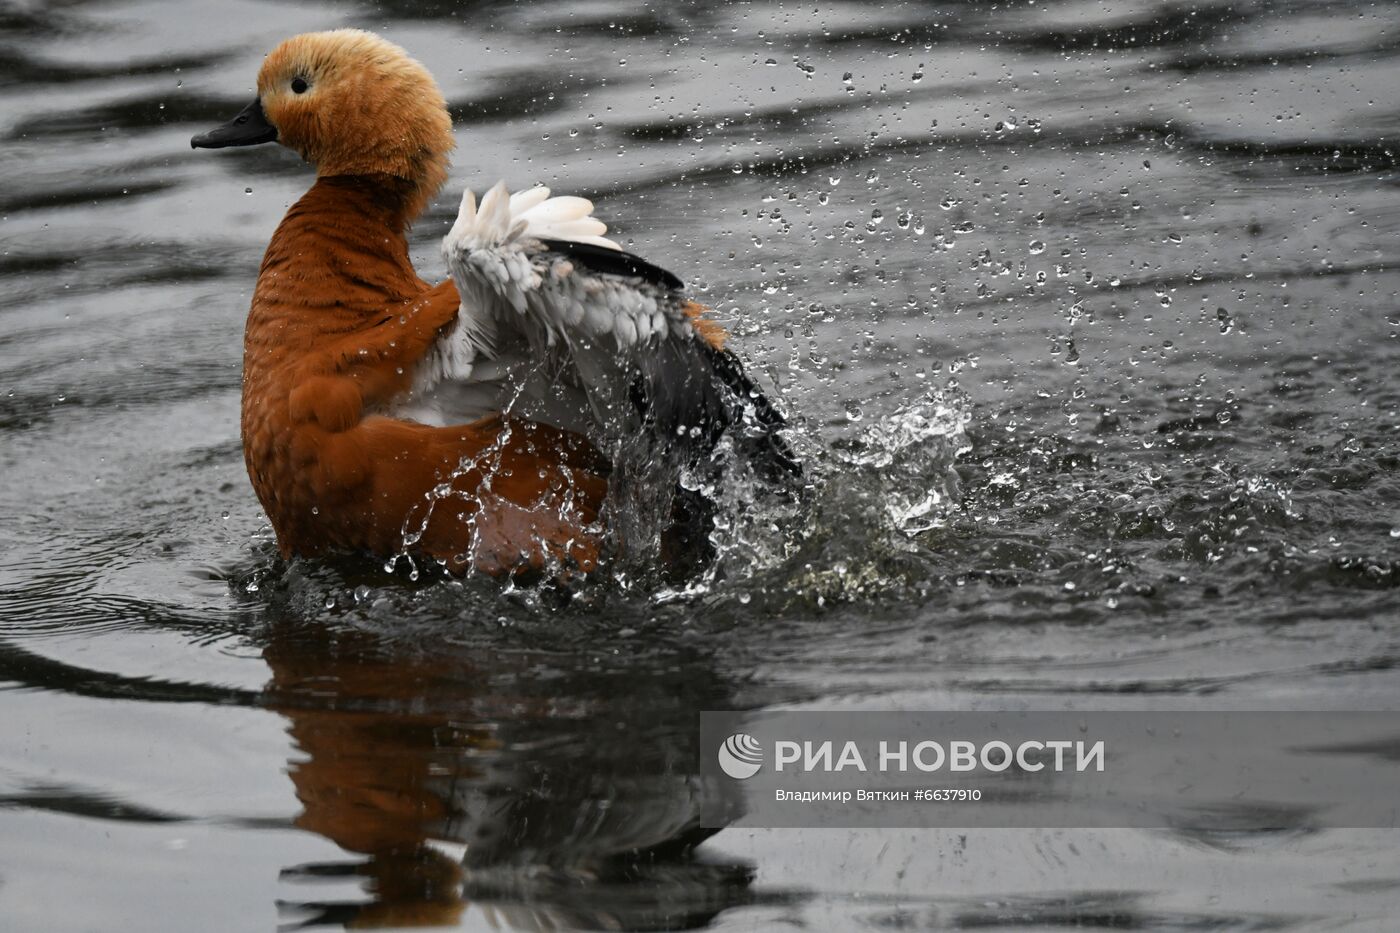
[535,237,799,482]
[703,345,803,480]
[632,340,802,482]
[536,237,684,291]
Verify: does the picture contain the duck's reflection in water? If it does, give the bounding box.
[262,620,753,930]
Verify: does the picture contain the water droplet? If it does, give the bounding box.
[844,401,864,422]
[732,162,744,174]
[244,187,253,195]
[1028,240,1046,255]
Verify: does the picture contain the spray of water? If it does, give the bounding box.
[300,346,975,608]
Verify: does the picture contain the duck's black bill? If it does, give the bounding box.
[190,98,277,149]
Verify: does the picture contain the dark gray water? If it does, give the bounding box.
[3,0,1400,929]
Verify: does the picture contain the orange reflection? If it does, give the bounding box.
[262,619,751,930]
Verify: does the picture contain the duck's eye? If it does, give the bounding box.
[291,76,309,94]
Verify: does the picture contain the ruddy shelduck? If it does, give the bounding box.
[193,29,795,578]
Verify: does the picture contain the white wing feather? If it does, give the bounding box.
[393,181,726,445]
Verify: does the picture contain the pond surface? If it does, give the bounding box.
[3,0,1400,929]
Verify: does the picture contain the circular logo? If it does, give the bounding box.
[718,733,763,779]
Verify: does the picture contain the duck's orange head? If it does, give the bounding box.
[192,29,454,218]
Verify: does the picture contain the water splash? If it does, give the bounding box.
[673,386,973,605]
